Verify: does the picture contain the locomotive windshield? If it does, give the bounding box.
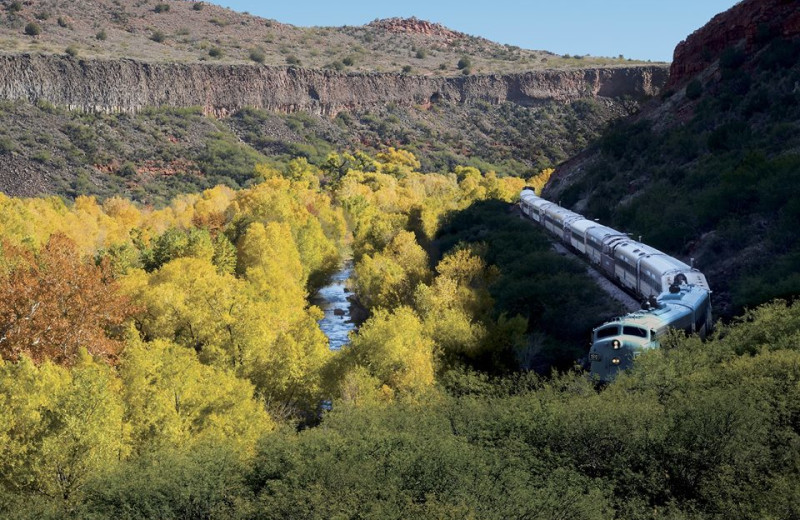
[596,326,619,339]
[623,326,648,338]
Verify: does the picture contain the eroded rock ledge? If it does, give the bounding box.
[0,53,668,116]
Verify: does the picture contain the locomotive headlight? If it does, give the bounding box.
[611,357,621,365]
[612,340,621,350]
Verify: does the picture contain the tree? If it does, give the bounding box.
[126,257,330,414]
[0,234,133,366]
[0,354,126,510]
[120,336,273,454]
[353,231,431,310]
[345,307,435,396]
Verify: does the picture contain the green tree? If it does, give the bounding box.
[0,354,127,512]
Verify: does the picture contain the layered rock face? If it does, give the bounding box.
[668,0,800,88]
[0,53,667,116]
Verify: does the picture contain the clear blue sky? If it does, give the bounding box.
[212,0,740,62]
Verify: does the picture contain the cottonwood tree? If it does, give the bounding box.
[0,234,133,366]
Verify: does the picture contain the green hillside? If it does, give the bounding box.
[549,34,800,316]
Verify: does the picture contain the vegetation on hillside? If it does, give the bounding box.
[555,34,800,315]
[0,97,629,202]
[0,0,650,74]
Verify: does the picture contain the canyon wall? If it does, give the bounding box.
[0,53,668,116]
[668,0,800,88]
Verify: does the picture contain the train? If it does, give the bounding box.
[519,188,713,381]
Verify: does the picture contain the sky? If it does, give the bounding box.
[212,0,741,62]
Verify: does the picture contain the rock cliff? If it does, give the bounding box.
[668,0,800,88]
[0,53,668,116]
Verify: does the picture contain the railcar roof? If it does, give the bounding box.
[594,285,709,333]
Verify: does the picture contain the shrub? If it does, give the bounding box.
[119,162,137,177]
[249,47,265,63]
[154,3,170,13]
[719,46,746,70]
[415,49,426,59]
[8,2,21,13]
[24,22,41,36]
[150,31,166,43]
[402,65,412,73]
[342,56,354,66]
[457,56,471,69]
[0,137,15,155]
[34,11,49,20]
[192,2,204,10]
[685,79,703,100]
[65,45,78,57]
[57,16,67,27]
[208,47,223,58]
[461,67,472,75]
[96,29,107,41]
[32,150,51,163]
[285,55,300,66]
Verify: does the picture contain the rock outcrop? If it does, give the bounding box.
[0,53,668,116]
[367,17,468,43]
[668,0,800,88]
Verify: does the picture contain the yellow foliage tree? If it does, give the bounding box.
[345,307,435,396]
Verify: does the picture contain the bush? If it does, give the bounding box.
[285,55,300,66]
[685,79,703,100]
[65,45,78,57]
[719,46,746,70]
[249,47,265,63]
[208,47,223,58]
[119,162,137,177]
[415,49,427,59]
[8,2,21,13]
[57,16,68,27]
[402,65,412,73]
[95,29,107,41]
[192,2,204,10]
[24,22,41,36]
[154,3,170,13]
[150,31,166,43]
[457,56,471,69]
[0,137,15,155]
[342,56,354,66]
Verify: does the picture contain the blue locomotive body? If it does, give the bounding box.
[519,188,713,381]
[588,285,712,381]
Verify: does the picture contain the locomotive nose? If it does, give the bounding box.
[589,338,629,381]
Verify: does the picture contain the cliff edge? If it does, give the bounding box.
[0,53,668,116]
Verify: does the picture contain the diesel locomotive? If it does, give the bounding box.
[519,188,712,381]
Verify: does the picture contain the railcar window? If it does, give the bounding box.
[596,326,619,339]
[623,326,648,338]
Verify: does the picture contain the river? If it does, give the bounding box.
[312,262,358,350]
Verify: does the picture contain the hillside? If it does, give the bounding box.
[544,0,800,317]
[0,1,668,202]
[0,0,653,74]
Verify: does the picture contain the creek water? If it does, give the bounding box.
[311,262,357,350]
